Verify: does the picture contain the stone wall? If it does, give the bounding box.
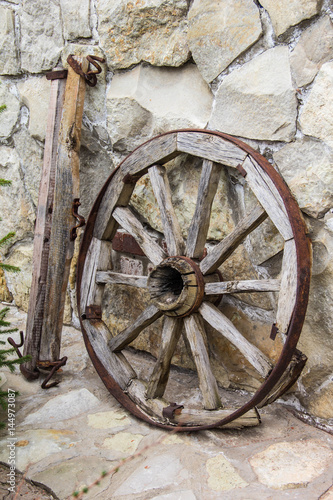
[0,0,332,424]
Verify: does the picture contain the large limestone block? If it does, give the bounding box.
[107,64,213,151]
[260,0,321,37]
[0,79,20,139]
[18,77,50,141]
[0,7,20,75]
[210,46,297,142]
[300,62,333,149]
[20,0,64,73]
[187,0,262,83]
[97,0,190,69]
[290,16,333,88]
[274,139,333,218]
[60,0,91,40]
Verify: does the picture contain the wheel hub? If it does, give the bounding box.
[147,256,205,317]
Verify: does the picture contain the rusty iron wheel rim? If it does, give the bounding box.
[77,129,311,431]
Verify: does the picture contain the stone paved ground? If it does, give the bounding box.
[0,306,333,500]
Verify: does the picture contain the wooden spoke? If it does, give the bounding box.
[186,160,221,259]
[242,155,293,240]
[149,165,184,256]
[109,304,162,352]
[146,316,183,399]
[199,302,273,378]
[80,237,112,311]
[200,205,267,275]
[96,271,148,289]
[275,239,298,335]
[184,314,221,410]
[112,206,167,266]
[205,279,281,295]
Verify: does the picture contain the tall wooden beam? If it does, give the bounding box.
[24,57,89,367]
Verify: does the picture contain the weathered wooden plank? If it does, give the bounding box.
[112,206,167,266]
[109,304,162,352]
[242,155,293,240]
[183,313,221,410]
[186,160,221,259]
[23,72,66,371]
[96,271,148,289]
[149,164,184,256]
[275,239,297,335]
[83,319,136,390]
[80,237,112,312]
[127,378,260,428]
[94,133,179,240]
[199,301,273,378]
[177,131,247,167]
[200,205,267,275]
[39,57,88,362]
[173,407,260,428]
[205,279,281,295]
[146,316,183,399]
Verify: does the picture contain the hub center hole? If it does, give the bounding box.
[148,266,184,304]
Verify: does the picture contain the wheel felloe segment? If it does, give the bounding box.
[77,129,311,431]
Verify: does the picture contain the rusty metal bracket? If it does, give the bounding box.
[84,305,102,320]
[46,69,68,81]
[38,356,68,389]
[236,163,247,177]
[162,402,184,421]
[71,198,86,241]
[270,323,278,340]
[67,54,105,87]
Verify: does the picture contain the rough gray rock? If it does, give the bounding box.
[20,0,64,73]
[299,62,333,149]
[97,0,190,70]
[290,16,333,88]
[0,6,20,75]
[210,46,297,141]
[17,77,50,141]
[260,0,321,37]
[274,139,333,218]
[0,80,20,139]
[60,0,91,40]
[187,0,262,83]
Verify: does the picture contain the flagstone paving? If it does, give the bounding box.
[0,306,332,499]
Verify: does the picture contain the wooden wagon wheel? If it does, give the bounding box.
[77,129,311,430]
